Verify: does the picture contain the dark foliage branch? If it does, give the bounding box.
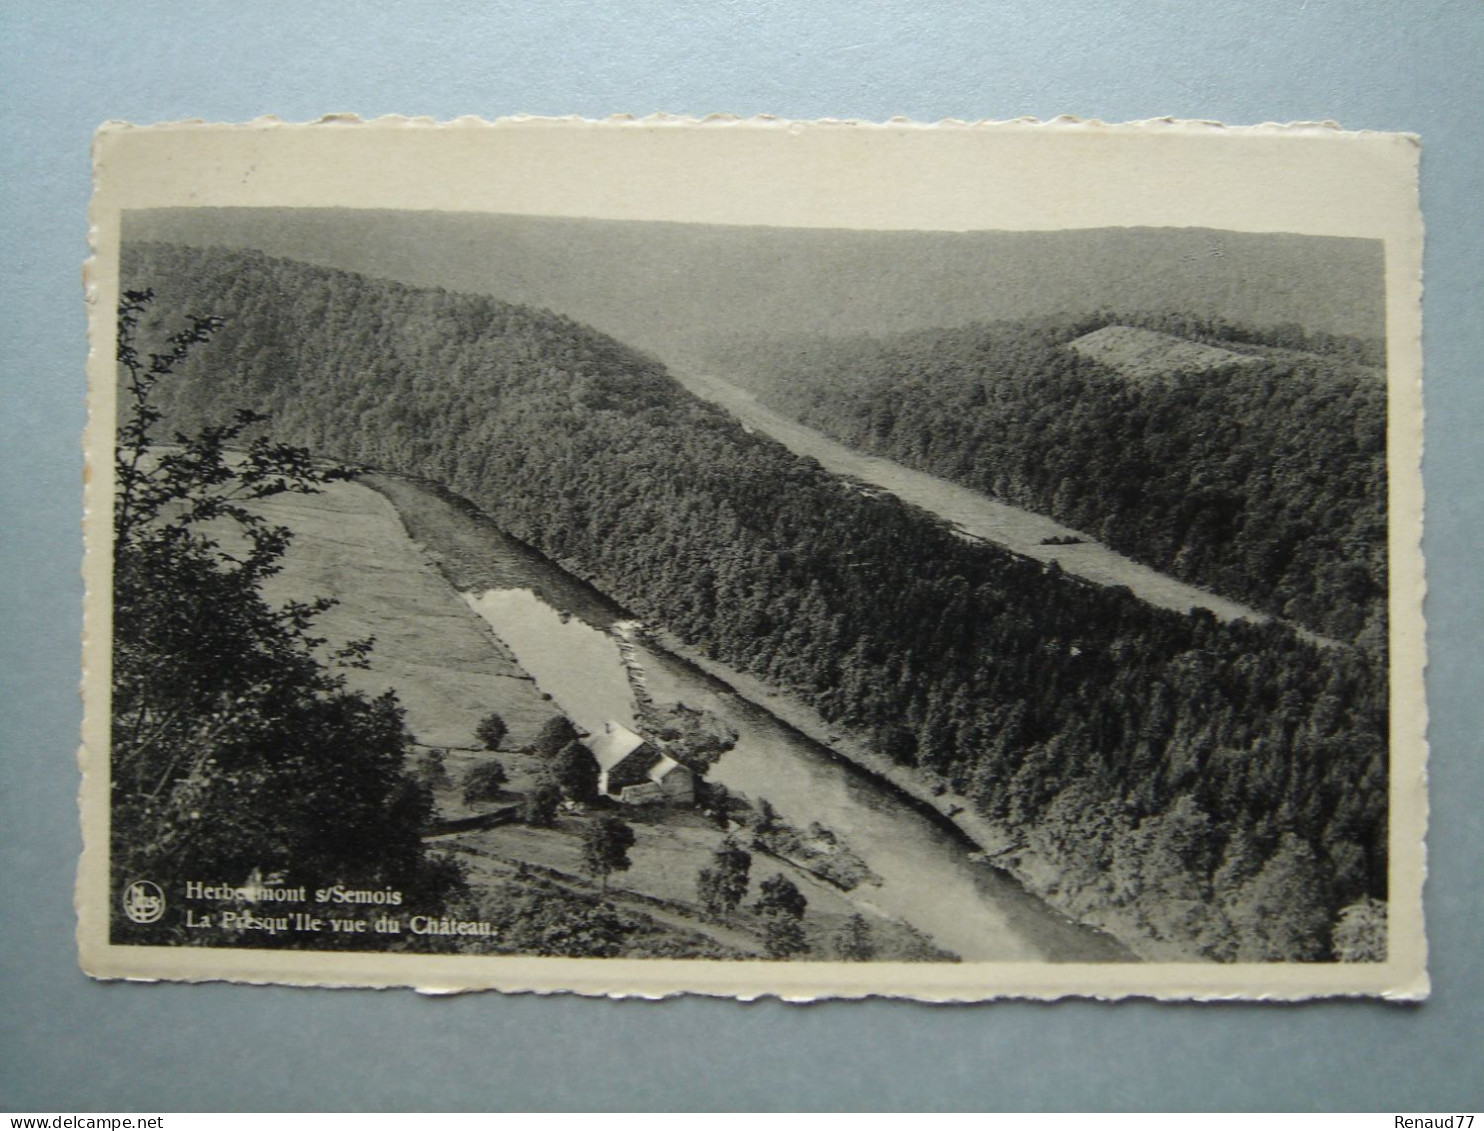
[110,290,458,945]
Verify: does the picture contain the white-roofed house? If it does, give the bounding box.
[587,721,696,806]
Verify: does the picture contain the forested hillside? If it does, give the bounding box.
[120,243,1388,961]
[701,316,1387,646]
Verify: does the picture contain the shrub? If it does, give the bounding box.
[550,740,600,802]
[833,913,875,961]
[753,872,807,921]
[521,782,562,827]
[530,715,579,757]
[410,748,451,791]
[462,759,509,805]
[475,712,508,751]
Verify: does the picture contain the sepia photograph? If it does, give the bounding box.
[79,118,1426,999]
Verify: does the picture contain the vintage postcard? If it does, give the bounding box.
[79,117,1426,1000]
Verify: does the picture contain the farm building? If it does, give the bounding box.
[588,721,695,805]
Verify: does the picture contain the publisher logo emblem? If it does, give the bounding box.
[122,880,166,924]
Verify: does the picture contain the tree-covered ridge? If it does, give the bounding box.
[700,313,1387,646]
[122,242,1387,960]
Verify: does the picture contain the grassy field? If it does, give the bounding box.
[1066,324,1261,380]
[245,480,560,753]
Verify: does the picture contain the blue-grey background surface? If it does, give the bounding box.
[2,0,1480,1113]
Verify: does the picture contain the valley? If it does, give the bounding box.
[114,238,1391,965]
[674,371,1279,628]
[252,472,1133,961]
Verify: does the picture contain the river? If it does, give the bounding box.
[444,528,1136,964]
[674,371,1288,628]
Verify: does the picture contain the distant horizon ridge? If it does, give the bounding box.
[123,208,1386,363]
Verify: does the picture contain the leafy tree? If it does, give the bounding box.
[462,759,509,805]
[1226,833,1334,961]
[761,914,809,959]
[754,798,782,836]
[697,779,738,829]
[475,712,508,751]
[874,725,918,767]
[833,913,875,961]
[1212,828,1263,895]
[581,815,636,893]
[520,781,562,828]
[650,702,738,770]
[492,886,633,958]
[109,290,457,939]
[547,740,599,802]
[753,872,807,922]
[409,747,451,791]
[696,836,752,919]
[752,873,809,956]
[1331,898,1387,962]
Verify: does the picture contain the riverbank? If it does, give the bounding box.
[643,626,1189,963]
[360,471,985,961]
[362,469,1147,963]
[675,371,1340,650]
[247,475,950,960]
